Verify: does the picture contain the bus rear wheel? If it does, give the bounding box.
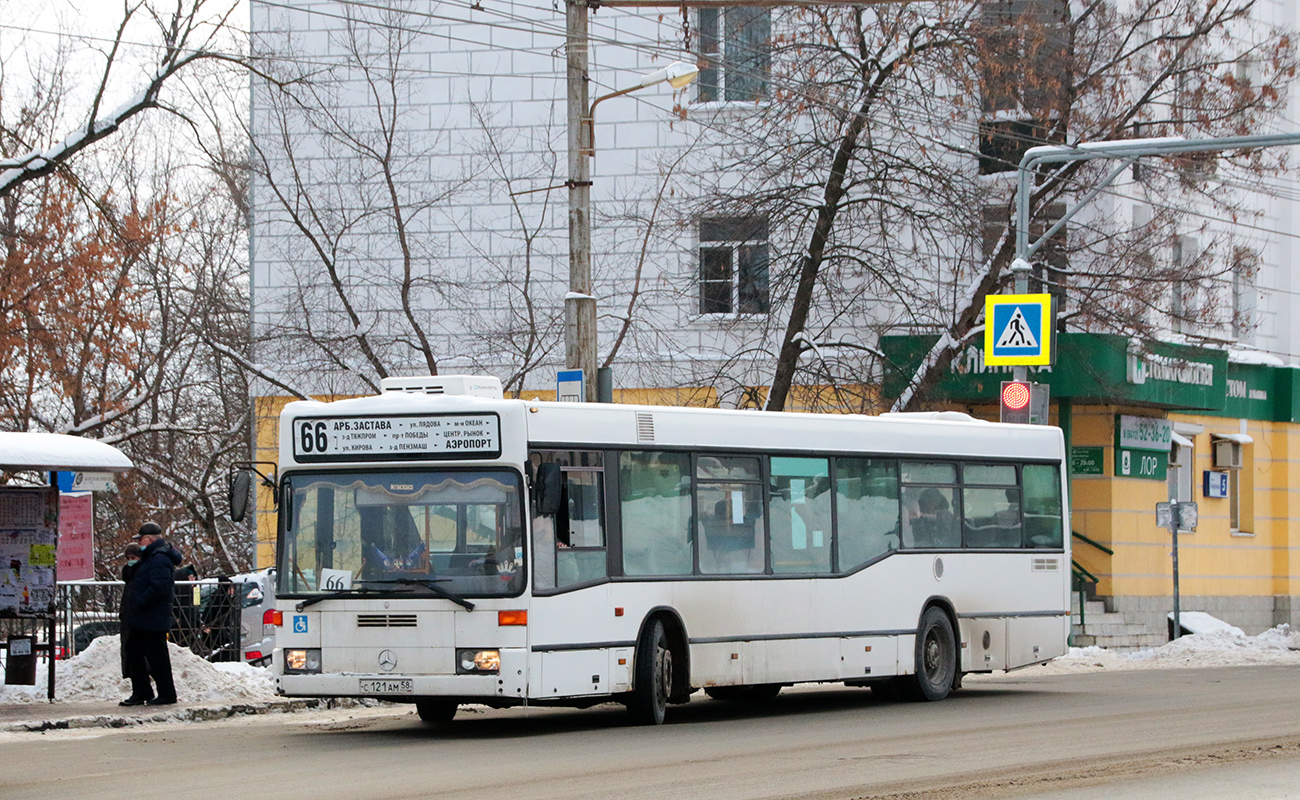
[416,698,458,723]
[627,619,673,725]
[908,606,956,702]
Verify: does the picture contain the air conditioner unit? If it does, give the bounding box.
[1213,440,1242,469]
[380,375,504,399]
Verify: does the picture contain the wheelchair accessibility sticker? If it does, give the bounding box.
[293,615,308,634]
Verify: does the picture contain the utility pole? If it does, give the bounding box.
[566,0,596,401]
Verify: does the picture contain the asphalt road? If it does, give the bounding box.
[4,666,1300,800]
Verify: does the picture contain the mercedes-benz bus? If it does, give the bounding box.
[262,375,1069,725]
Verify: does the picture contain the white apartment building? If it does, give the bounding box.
[249,0,1300,400]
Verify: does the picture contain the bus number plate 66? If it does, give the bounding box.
[360,679,413,694]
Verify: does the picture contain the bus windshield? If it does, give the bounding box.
[279,469,525,597]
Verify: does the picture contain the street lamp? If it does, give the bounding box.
[566,60,699,401]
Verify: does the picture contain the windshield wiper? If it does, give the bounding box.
[358,578,476,611]
[293,585,413,611]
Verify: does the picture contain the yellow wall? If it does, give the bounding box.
[1067,406,1300,599]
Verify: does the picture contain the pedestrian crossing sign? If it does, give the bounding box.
[984,294,1053,366]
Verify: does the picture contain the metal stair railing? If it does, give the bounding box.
[1070,531,1113,632]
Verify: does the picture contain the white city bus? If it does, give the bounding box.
[266,375,1070,725]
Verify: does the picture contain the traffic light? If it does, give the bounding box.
[1000,380,1032,424]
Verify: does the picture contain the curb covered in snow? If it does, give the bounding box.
[0,698,338,733]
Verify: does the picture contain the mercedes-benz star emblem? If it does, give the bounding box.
[377,649,397,672]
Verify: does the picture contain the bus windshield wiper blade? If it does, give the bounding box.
[294,585,412,611]
[359,578,476,611]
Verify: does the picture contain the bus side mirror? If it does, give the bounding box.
[536,463,563,517]
[229,472,252,523]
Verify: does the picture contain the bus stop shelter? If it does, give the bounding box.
[0,432,133,699]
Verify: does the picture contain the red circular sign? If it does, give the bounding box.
[1002,382,1031,410]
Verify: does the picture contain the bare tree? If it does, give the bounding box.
[1,12,256,576]
[0,0,247,197]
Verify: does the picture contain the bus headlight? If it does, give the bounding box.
[456,649,500,674]
[285,648,322,674]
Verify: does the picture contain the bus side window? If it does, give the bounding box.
[619,451,693,577]
[835,458,899,570]
[696,456,765,575]
[769,457,832,574]
[1022,464,1064,548]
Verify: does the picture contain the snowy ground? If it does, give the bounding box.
[1024,624,1300,674]
[3,625,1299,707]
[0,636,275,705]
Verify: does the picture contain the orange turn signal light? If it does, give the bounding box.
[498,610,528,626]
[264,609,283,627]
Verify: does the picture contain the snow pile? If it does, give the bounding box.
[0,636,275,705]
[1173,610,1245,637]
[1031,624,1300,674]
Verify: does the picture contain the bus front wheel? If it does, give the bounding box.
[628,619,673,725]
[909,606,956,702]
[416,698,458,723]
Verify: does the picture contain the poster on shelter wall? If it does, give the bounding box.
[0,488,59,617]
[57,493,94,581]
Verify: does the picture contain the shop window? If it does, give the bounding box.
[1212,435,1253,534]
[1168,436,1194,533]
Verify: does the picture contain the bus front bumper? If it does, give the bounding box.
[276,646,528,701]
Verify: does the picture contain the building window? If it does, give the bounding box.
[697,7,770,103]
[978,119,1062,175]
[1171,235,1199,335]
[1232,250,1258,345]
[976,0,1069,174]
[699,217,769,314]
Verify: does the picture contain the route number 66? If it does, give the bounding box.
[299,421,329,453]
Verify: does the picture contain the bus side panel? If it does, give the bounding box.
[691,642,744,687]
[1008,615,1068,668]
[743,638,841,685]
[838,636,899,680]
[537,650,609,698]
[960,618,1008,672]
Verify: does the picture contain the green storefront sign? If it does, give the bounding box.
[881,333,1300,422]
[1070,446,1104,476]
[1114,447,1167,480]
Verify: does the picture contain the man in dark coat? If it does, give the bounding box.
[120,522,183,706]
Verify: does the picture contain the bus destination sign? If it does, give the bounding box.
[292,413,501,462]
